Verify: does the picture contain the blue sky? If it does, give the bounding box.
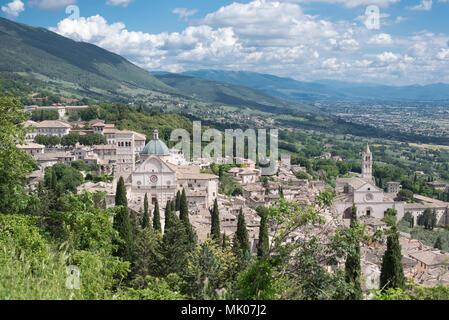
[2,0,449,85]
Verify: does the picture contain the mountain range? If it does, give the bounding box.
[182,70,449,102]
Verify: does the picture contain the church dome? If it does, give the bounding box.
[140,129,170,156]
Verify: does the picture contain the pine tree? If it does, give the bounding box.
[115,177,128,207]
[380,226,405,291]
[345,203,362,300]
[257,207,269,259]
[142,193,150,229]
[233,208,250,257]
[175,190,181,211]
[210,198,220,242]
[153,199,162,232]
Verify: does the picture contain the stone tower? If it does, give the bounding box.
[362,143,373,181]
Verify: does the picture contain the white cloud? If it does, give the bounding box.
[285,0,400,8]
[48,0,449,85]
[172,8,198,21]
[29,0,76,10]
[367,33,393,45]
[106,0,133,7]
[408,0,433,11]
[1,0,24,18]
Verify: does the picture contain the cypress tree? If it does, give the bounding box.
[257,207,269,259]
[380,226,405,291]
[179,189,189,223]
[222,233,230,249]
[210,198,220,242]
[142,193,150,229]
[435,235,443,250]
[179,189,196,246]
[115,177,128,207]
[345,203,362,300]
[153,199,162,232]
[234,208,250,256]
[170,199,175,212]
[160,214,189,276]
[113,206,134,262]
[163,200,173,233]
[50,166,57,191]
[175,190,181,211]
[151,198,160,231]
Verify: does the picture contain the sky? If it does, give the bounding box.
[2,0,449,85]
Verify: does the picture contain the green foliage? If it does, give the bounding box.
[61,133,80,147]
[142,193,150,229]
[115,177,128,207]
[113,205,134,263]
[344,204,362,300]
[257,207,269,259]
[44,163,84,193]
[397,189,414,202]
[35,135,60,147]
[122,277,184,300]
[417,208,437,230]
[79,133,107,146]
[380,226,405,291]
[180,239,238,300]
[237,258,279,300]
[0,96,36,213]
[31,109,59,121]
[210,198,220,243]
[233,208,250,263]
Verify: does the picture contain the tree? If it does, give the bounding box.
[175,190,181,211]
[403,212,414,228]
[435,235,443,250]
[222,233,230,249]
[163,200,173,233]
[233,208,250,259]
[257,207,269,259]
[397,189,414,202]
[179,189,196,246]
[151,198,160,231]
[113,206,134,262]
[159,214,189,276]
[142,193,150,229]
[179,189,189,223]
[380,226,405,291]
[210,198,220,242]
[418,208,437,230]
[44,163,84,192]
[0,96,36,213]
[115,177,128,207]
[345,204,362,300]
[61,133,80,148]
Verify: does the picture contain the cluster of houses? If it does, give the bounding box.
[18,113,449,289]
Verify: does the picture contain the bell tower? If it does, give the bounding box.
[362,143,373,181]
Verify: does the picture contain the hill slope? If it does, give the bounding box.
[0,17,176,98]
[154,73,318,113]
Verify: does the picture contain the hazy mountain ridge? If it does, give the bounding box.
[182,70,449,102]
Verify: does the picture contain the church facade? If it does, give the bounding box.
[333,144,405,221]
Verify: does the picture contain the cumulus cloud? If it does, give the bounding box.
[172,8,198,21]
[29,0,77,10]
[106,0,133,7]
[2,0,24,18]
[285,0,400,8]
[367,33,393,45]
[48,0,449,84]
[408,0,433,11]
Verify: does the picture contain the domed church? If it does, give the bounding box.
[129,129,177,207]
